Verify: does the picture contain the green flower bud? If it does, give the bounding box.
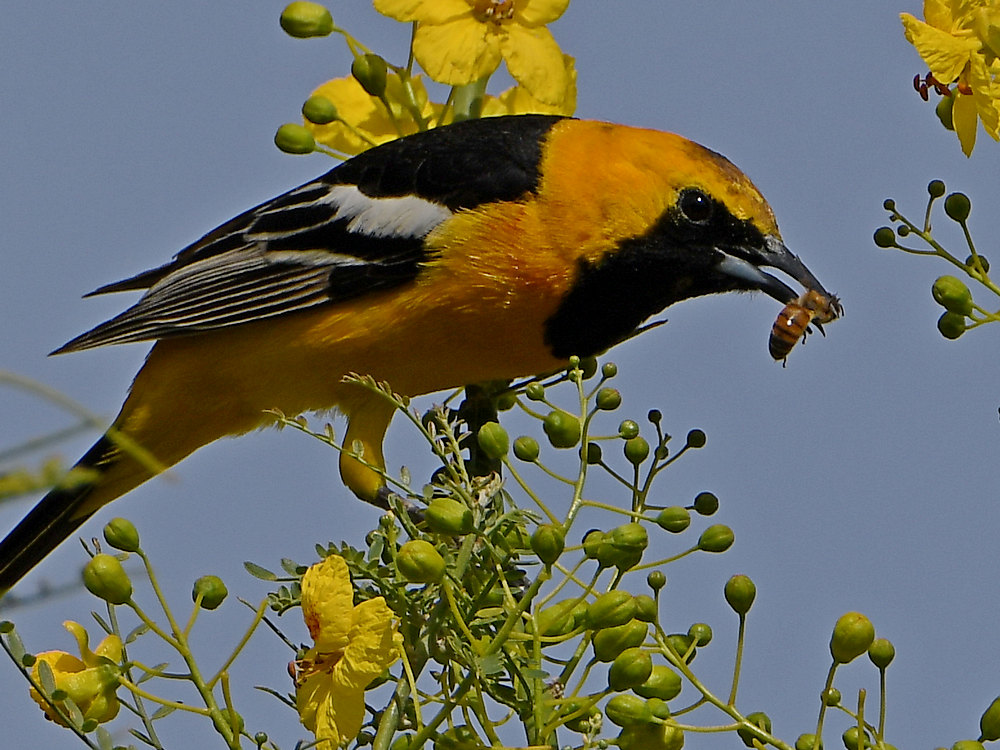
[737,711,772,747]
[533,599,580,638]
[560,700,601,733]
[83,554,132,604]
[882,198,896,211]
[686,429,706,448]
[593,620,648,662]
[577,356,599,379]
[608,647,653,691]
[980,695,1000,741]
[873,227,896,248]
[530,524,565,565]
[842,725,870,750]
[665,633,696,663]
[351,54,388,98]
[582,529,605,560]
[932,275,974,315]
[524,382,545,401]
[512,435,540,462]
[692,491,719,516]
[795,734,823,750]
[582,442,603,464]
[624,436,649,465]
[867,637,895,669]
[476,421,509,460]
[928,179,946,198]
[724,574,757,615]
[635,663,682,701]
[897,224,911,237]
[688,622,712,646]
[618,419,640,439]
[822,687,841,706]
[830,611,875,664]
[945,192,972,222]
[586,590,637,630]
[280,2,334,38]
[192,575,228,610]
[301,95,338,124]
[606,522,648,570]
[966,254,990,273]
[219,708,245,735]
[425,497,474,535]
[697,524,734,553]
[543,409,581,448]
[496,390,517,411]
[596,387,622,411]
[602,361,618,378]
[633,594,657,623]
[656,506,691,533]
[396,540,445,583]
[937,310,966,339]
[103,518,140,553]
[605,694,652,727]
[433,725,480,750]
[274,123,316,154]
[936,95,955,130]
[953,743,986,750]
[647,570,666,590]
[617,724,685,750]
[255,733,270,747]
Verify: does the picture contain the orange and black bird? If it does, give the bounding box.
[0,114,838,592]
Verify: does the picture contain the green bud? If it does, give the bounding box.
[795,734,823,750]
[842,725,870,750]
[724,574,757,615]
[280,2,334,38]
[607,522,648,570]
[898,224,911,237]
[582,442,603,464]
[932,275,974,315]
[616,724,685,750]
[593,619,648,662]
[830,611,875,664]
[582,529,605,560]
[425,497,474,535]
[560,700,601,733]
[533,599,580,638]
[822,687,841,706]
[396,540,445,583]
[586,590,637,630]
[635,663,682,701]
[686,429,707,448]
[605,694,652,727]
[512,435,540,462]
[688,622,712,646]
[433,725,480,750]
[530,524,565,565]
[867,637,895,669]
[274,123,316,154]
[624,436,650,465]
[351,54,388,98]
[543,409,581,448]
[219,708,245,735]
[496,390,517,411]
[967,254,990,273]
[737,711,772,747]
[578,356,599,379]
[476,422,509,460]
[697,524,734,553]
[928,179,946,198]
[192,575,228,610]
[665,633,696,663]
[255,733,270,747]
[692,491,719,516]
[524,382,545,401]
[656,506,691,533]
[945,192,972,222]
[633,594,657,623]
[953,743,986,750]
[596,387,622,411]
[618,419,640,439]
[981,696,1000,741]
[937,311,966,340]
[646,570,666,591]
[873,227,896,248]
[882,198,896,211]
[602,361,618,378]
[103,517,140,553]
[936,95,955,130]
[83,554,132,604]
[301,95,338,124]
[608,647,653,691]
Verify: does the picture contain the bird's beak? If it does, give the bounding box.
[716,234,832,304]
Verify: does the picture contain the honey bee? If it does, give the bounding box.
[769,289,842,364]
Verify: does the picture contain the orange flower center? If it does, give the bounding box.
[472,0,516,24]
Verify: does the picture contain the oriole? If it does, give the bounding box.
[0,115,837,592]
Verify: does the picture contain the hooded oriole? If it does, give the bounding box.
[0,115,838,592]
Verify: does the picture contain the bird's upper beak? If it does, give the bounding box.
[716,234,833,304]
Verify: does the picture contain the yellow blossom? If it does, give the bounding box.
[902,0,1000,154]
[295,555,401,749]
[30,621,123,727]
[374,0,571,106]
[481,54,577,116]
[305,73,443,156]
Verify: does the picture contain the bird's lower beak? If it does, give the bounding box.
[716,234,832,304]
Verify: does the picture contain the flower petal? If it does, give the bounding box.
[301,556,353,652]
[413,18,502,85]
[902,13,981,81]
[968,54,1000,137]
[952,89,980,154]
[499,25,569,105]
[516,0,571,26]
[374,0,470,23]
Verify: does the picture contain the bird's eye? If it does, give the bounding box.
[678,189,713,224]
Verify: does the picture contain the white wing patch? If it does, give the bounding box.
[324,185,452,239]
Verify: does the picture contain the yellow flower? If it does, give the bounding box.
[374,0,571,106]
[30,621,123,727]
[294,555,401,749]
[305,73,443,156]
[902,0,1000,154]
[481,54,577,116]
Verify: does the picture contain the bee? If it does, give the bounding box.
[769,289,842,364]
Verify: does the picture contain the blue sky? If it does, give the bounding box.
[2,2,999,748]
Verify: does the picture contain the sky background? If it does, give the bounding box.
[2,2,999,748]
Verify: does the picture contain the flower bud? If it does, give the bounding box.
[351,54,388,98]
[578,356,599,379]
[301,95,338,124]
[873,227,896,248]
[218,708,245,735]
[932,275,973,315]
[936,95,955,130]
[829,611,875,664]
[617,724,685,750]
[512,435,540,462]
[697,524,734,553]
[425,497,474,535]
[928,179,946,198]
[724,574,757,615]
[633,594,657,623]
[634,663,682,701]
[103,518,140,553]
[192,575,228,610]
[396,540,444,583]
[822,687,841,706]
[586,590,637,630]
[530,524,565,565]
[867,637,895,669]
[582,529,605,560]
[937,311,966,340]
[656,506,690,533]
[280,2,334,38]
[274,123,316,154]
[692,491,719,516]
[543,410,581,448]
[602,361,618,378]
[606,522,648,570]
[596,387,622,410]
[524,382,545,401]
[665,633,696,663]
[686,429,706,448]
[842,725,870,750]
[624,436,649,465]
[476,422,509,460]
[646,570,666,591]
[533,599,579,638]
[737,711,772,747]
[952,743,985,750]
[966,254,990,273]
[560,700,601,733]
[582,442,603,464]
[593,620,648,662]
[944,192,972,222]
[688,622,712,646]
[795,734,823,750]
[604,694,652,727]
[618,419,640,439]
[83,554,132,604]
[608,647,652,691]
[980,695,1000,741]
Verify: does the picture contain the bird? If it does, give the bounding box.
[0,114,837,592]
